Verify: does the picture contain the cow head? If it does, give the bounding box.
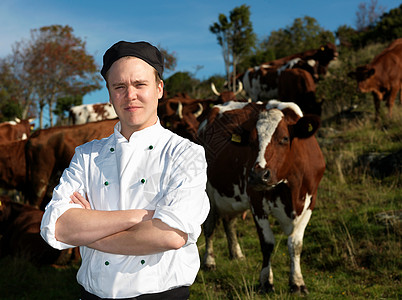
[211,81,243,102]
[348,65,376,93]
[248,107,321,190]
[313,43,338,76]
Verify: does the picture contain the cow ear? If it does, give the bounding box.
[292,115,321,139]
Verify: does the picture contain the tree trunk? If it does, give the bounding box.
[39,107,44,129]
[48,101,53,127]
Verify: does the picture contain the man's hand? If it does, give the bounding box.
[56,192,155,246]
[70,191,91,209]
[88,218,188,255]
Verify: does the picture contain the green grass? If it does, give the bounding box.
[0,256,80,299]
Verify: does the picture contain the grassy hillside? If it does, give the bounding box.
[0,43,401,299]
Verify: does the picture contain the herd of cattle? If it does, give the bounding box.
[1,39,401,294]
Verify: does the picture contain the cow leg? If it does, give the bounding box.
[287,208,312,295]
[398,87,402,105]
[399,87,402,104]
[222,216,245,260]
[253,214,275,293]
[386,88,398,118]
[202,206,218,270]
[372,92,382,121]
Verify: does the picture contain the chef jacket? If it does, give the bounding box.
[40,120,210,298]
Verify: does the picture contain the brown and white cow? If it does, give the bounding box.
[0,196,79,264]
[0,118,34,144]
[157,89,247,142]
[69,102,118,125]
[158,94,207,140]
[25,119,118,209]
[239,43,338,101]
[198,100,325,294]
[268,42,338,76]
[278,68,321,116]
[348,38,402,121]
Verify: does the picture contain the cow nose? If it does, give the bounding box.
[249,166,271,184]
[262,169,271,182]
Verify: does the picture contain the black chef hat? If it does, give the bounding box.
[101,41,164,80]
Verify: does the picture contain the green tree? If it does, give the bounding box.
[261,16,335,59]
[53,94,83,125]
[359,4,402,46]
[338,3,401,50]
[164,71,199,97]
[336,25,358,48]
[8,25,102,128]
[210,4,256,92]
[0,57,36,121]
[237,47,276,74]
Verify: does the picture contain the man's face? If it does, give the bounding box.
[107,57,163,138]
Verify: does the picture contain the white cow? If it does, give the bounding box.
[69,103,117,125]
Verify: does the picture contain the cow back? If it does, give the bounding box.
[278,68,321,116]
[0,198,74,264]
[0,139,27,190]
[25,119,118,208]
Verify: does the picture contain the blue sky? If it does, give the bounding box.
[1,0,400,115]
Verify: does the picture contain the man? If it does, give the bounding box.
[41,41,210,299]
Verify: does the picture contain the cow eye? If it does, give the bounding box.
[280,136,290,145]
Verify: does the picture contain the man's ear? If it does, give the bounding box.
[158,80,164,100]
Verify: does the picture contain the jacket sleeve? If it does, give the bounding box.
[40,146,87,250]
[153,142,210,244]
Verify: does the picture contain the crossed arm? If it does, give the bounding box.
[55,192,188,256]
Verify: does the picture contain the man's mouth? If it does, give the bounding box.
[125,106,141,111]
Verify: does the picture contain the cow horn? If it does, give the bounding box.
[193,103,203,118]
[234,81,243,95]
[211,82,220,96]
[177,101,183,119]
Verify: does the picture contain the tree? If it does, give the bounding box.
[164,71,199,97]
[355,0,385,31]
[261,16,335,59]
[210,4,256,92]
[158,46,177,74]
[336,25,358,48]
[53,94,83,125]
[0,56,37,121]
[371,4,402,42]
[0,60,20,121]
[359,4,402,46]
[8,25,102,128]
[340,4,401,49]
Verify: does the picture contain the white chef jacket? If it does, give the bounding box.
[40,120,210,298]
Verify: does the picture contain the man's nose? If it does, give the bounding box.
[127,86,137,99]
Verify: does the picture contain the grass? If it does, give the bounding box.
[1,48,401,299]
[0,256,80,299]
